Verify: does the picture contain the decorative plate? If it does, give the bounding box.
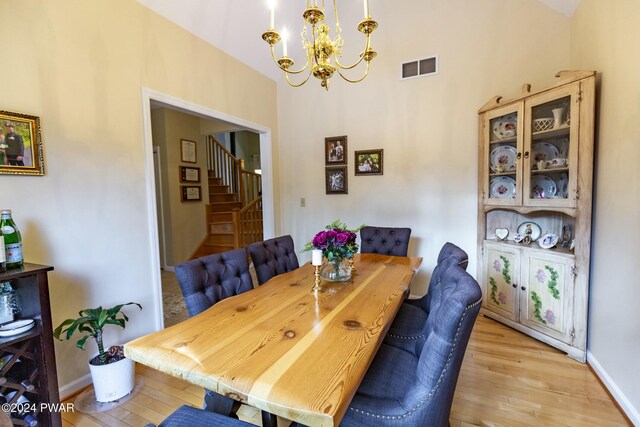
[531,175,557,199]
[538,232,559,249]
[489,176,516,199]
[492,114,517,140]
[490,145,517,172]
[517,222,542,241]
[531,142,560,163]
[0,318,35,337]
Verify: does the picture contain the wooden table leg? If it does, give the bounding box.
[261,410,278,427]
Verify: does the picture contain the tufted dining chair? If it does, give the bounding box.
[151,405,254,427]
[359,226,412,257]
[384,242,469,355]
[247,235,300,285]
[174,248,255,416]
[339,264,482,427]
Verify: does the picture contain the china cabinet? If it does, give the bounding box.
[477,71,595,362]
[0,264,61,426]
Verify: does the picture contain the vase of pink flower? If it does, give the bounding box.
[303,220,364,282]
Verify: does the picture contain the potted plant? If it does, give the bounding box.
[53,302,142,402]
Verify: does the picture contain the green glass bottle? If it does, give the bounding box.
[1,210,23,268]
[0,225,6,273]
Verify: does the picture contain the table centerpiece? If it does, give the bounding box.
[303,220,363,282]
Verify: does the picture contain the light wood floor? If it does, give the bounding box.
[62,315,630,426]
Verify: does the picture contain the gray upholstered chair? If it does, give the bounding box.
[247,235,300,285]
[153,405,254,427]
[174,248,255,416]
[360,226,411,257]
[339,264,482,427]
[384,242,469,355]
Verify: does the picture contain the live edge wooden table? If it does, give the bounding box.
[125,253,422,427]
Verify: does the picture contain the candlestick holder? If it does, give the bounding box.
[348,258,356,272]
[312,265,324,293]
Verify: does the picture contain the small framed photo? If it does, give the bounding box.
[180,139,197,163]
[325,135,347,165]
[179,166,200,183]
[325,166,348,194]
[0,110,45,176]
[355,149,383,175]
[181,185,201,202]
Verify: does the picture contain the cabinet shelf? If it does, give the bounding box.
[0,321,42,347]
[532,125,570,141]
[483,239,575,257]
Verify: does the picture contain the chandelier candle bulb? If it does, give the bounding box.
[312,249,323,266]
[364,0,369,18]
[268,0,275,29]
[282,27,288,57]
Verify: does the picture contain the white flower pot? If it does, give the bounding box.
[88,351,135,402]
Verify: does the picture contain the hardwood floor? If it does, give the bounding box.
[62,315,630,426]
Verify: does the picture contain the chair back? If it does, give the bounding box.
[175,248,254,317]
[248,235,299,285]
[419,242,469,314]
[360,226,411,257]
[409,265,481,425]
[437,241,469,270]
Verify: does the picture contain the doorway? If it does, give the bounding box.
[141,88,275,331]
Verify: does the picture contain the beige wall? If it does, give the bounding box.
[151,108,208,266]
[276,0,571,294]
[0,0,277,392]
[570,0,640,420]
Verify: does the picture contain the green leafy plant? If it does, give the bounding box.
[53,302,141,365]
[499,255,511,284]
[489,277,500,305]
[545,265,560,299]
[531,291,546,324]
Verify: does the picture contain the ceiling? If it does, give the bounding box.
[136,0,582,82]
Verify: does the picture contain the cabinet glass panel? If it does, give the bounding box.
[528,96,571,201]
[488,112,518,201]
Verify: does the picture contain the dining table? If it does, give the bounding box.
[125,253,422,427]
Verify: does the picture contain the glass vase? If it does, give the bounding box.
[320,258,352,282]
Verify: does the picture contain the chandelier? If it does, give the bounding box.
[262,0,378,90]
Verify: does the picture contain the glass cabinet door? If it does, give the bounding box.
[523,82,580,208]
[483,104,523,206]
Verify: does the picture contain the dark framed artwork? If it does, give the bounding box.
[180,139,197,163]
[354,149,383,175]
[181,185,202,202]
[325,135,347,165]
[179,166,200,183]
[0,110,45,176]
[325,166,348,194]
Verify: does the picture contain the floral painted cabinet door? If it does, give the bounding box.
[520,252,574,344]
[483,243,519,322]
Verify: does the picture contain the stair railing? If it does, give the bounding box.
[232,196,263,248]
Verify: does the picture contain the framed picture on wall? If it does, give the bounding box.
[325,135,347,165]
[179,166,200,183]
[181,185,202,202]
[180,139,197,163]
[0,110,45,176]
[354,149,383,175]
[325,166,348,194]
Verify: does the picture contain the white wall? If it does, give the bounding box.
[0,0,277,392]
[276,0,571,295]
[570,0,640,422]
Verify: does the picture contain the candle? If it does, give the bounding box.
[364,0,369,17]
[312,249,323,266]
[282,27,289,57]
[269,0,275,29]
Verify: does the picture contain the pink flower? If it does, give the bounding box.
[312,231,329,249]
[493,260,501,272]
[498,292,507,304]
[335,232,350,246]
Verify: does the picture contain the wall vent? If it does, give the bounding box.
[401,56,438,80]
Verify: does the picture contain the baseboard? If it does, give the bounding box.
[587,350,640,425]
[58,373,92,401]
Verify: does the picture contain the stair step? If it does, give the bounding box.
[208,175,222,185]
[210,193,238,203]
[210,202,242,213]
[203,243,236,253]
[209,184,230,194]
[210,222,234,234]
[210,212,233,222]
[208,234,236,245]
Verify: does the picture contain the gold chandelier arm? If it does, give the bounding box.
[336,60,370,83]
[334,35,370,70]
[284,69,313,87]
[269,45,311,75]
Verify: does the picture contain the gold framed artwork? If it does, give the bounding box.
[325,135,347,165]
[181,185,202,202]
[0,110,45,176]
[180,139,197,163]
[325,166,348,194]
[179,166,200,183]
[354,149,383,175]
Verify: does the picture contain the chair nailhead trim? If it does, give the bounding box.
[349,297,482,420]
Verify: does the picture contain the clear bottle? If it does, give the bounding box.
[0,210,22,268]
[5,391,38,427]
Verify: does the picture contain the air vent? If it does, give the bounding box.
[401,56,438,80]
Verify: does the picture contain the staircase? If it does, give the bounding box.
[191,137,263,259]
